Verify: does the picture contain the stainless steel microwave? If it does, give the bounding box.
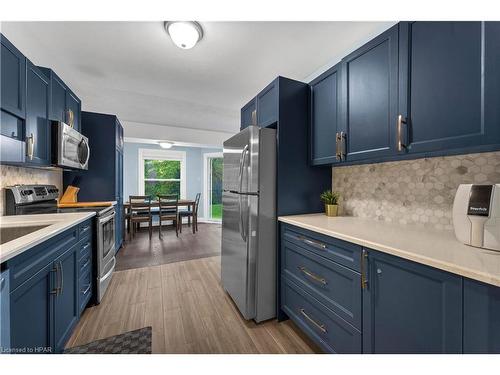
[52,121,90,170]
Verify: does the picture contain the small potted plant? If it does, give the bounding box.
[320,190,340,217]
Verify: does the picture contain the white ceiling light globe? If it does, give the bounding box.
[159,141,174,149]
[165,21,203,50]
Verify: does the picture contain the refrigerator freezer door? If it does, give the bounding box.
[221,191,258,320]
[223,126,260,194]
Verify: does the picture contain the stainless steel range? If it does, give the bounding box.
[5,184,116,303]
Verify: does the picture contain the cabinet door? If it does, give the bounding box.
[25,60,51,166]
[10,263,55,353]
[0,34,26,119]
[66,89,81,132]
[0,269,10,351]
[310,64,342,165]
[241,98,256,130]
[50,74,67,123]
[256,79,278,127]
[399,21,500,154]
[463,279,500,353]
[340,25,398,162]
[53,245,78,352]
[362,250,463,353]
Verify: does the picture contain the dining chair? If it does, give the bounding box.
[179,193,201,234]
[158,194,179,238]
[129,195,153,240]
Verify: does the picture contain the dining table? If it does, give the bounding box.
[122,199,197,237]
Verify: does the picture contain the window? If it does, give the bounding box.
[138,149,186,199]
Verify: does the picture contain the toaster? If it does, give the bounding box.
[452,184,500,251]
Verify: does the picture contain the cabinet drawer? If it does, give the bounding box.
[78,236,92,260]
[78,271,92,314]
[281,276,361,353]
[7,227,78,291]
[78,220,92,240]
[79,250,92,276]
[282,240,361,329]
[282,224,361,271]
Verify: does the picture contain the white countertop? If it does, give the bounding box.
[0,212,96,263]
[279,214,500,287]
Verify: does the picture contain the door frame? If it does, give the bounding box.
[203,152,223,223]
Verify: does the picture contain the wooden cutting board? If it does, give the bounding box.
[58,201,115,208]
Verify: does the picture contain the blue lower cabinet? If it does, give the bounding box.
[362,249,463,353]
[281,276,361,354]
[281,240,361,329]
[6,219,93,353]
[463,278,500,353]
[53,245,79,351]
[10,262,55,353]
[0,269,10,352]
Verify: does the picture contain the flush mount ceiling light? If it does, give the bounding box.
[164,21,203,50]
[159,141,174,149]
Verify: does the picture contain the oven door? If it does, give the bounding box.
[56,122,90,170]
[98,209,116,270]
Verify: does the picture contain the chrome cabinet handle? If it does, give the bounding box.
[361,249,368,290]
[297,235,326,250]
[26,133,34,160]
[81,258,91,270]
[298,266,327,285]
[340,131,346,160]
[335,132,341,160]
[59,261,64,295]
[251,109,257,126]
[82,283,91,295]
[299,308,327,333]
[397,114,407,152]
[50,264,59,295]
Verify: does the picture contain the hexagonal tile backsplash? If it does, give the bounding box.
[332,151,500,231]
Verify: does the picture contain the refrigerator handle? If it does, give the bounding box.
[238,194,246,241]
[238,144,249,193]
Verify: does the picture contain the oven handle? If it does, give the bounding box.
[101,257,116,282]
[99,211,115,225]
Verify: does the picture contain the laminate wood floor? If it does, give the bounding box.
[115,223,221,271]
[66,256,321,354]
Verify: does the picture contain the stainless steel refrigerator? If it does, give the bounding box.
[222,126,276,322]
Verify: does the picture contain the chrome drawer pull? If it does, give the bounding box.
[297,235,326,250]
[298,266,327,285]
[82,283,91,295]
[299,308,327,334]
[81,258,91,270]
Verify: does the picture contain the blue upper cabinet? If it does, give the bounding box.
[463,278,500,353]
[38,67,82,133]
[256,79,278,127]
[340,25,399,162]
[240,78,278,130]
[398,21,500,154]
[309,63,342,165]
[240,98,256,130]
[362,249,463,353]
[66,89,81,133]
[25,60,51,166]
[0,34,26,119]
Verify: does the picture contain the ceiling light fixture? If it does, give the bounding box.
[159,141,174,149]
[164,21,203,50]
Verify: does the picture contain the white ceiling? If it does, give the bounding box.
[1,21,395,136]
